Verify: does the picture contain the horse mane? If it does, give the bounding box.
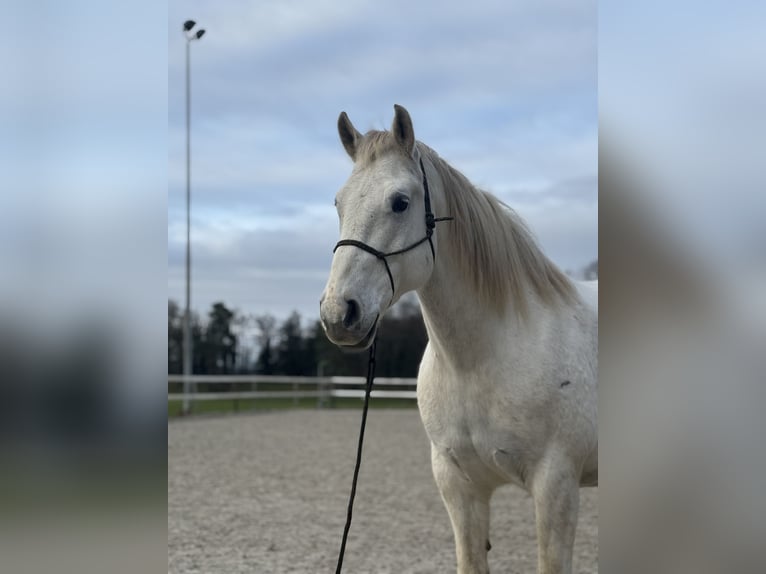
[356,130,577,317]
[356,130,405,164]
[422,143,577,316]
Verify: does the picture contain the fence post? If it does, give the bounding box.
[317,361,328,409]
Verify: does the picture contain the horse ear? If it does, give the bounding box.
[338,111,361,161]
[392,104,415,156]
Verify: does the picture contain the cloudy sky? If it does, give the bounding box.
[168,0,597,320]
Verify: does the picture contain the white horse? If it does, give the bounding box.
[320,105,597,574]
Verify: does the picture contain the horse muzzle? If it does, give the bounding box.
[320,295,378,351]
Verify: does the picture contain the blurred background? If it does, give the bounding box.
[1,0,764,572]
[1,2,167,573]
[600,1,766,572]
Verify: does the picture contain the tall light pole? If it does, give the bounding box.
[182,20,205,415]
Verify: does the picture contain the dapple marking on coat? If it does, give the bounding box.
[320,105,597,574]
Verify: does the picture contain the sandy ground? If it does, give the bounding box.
[168,410,597,573]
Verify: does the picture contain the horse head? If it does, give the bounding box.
[320,105,440,350]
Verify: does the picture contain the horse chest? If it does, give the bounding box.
[418,370,543,488]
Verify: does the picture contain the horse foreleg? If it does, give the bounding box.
[431,445,491,574]
[531,454,580,574]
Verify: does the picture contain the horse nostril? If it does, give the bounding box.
[343,299,359,328]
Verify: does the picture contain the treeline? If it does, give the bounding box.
[168,261,598,377]
[168,297,428,377]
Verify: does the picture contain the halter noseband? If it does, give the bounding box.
[333,157,454,300]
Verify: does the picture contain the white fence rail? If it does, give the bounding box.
[168,375,418,410]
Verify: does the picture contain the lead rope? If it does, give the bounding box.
[334,337,377,574]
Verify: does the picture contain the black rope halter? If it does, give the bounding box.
[333,157,454,301]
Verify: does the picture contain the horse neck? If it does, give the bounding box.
[414,175,522,369]
[416,258,497,365]
[417,241,557,375]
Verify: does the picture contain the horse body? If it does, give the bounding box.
[417,273,597,573]
[321,105,597,574]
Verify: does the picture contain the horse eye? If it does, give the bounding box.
[392,195,410,213]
